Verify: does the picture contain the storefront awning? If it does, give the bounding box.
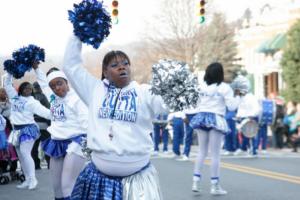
[257,39,273,53]
[269,33,286,50]
[257,33,287,54]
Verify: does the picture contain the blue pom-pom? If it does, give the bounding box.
[12,44,45,65]
[68,0,112,49]
[3,44,45,79]
[3,59,24,79]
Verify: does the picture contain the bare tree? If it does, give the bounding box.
[142,0,204,72]
[138,0,239,81]
[198,13,239,81]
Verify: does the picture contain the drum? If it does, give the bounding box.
[238,118,259,138]
[259,100,276,125]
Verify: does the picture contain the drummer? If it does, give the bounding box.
[256,96,275,154]
[234,79,261,157]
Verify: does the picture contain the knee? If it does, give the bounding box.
[19,148,30,157]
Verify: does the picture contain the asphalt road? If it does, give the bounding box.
[0,147,299,200]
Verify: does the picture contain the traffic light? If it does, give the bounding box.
[198,0,205,24]
[111,0,119,24]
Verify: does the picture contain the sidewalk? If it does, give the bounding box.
[151,144,300,160]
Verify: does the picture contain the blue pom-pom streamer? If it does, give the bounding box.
[68,0,112,49]
[12,44,45,64]
[3,44,45,79]
[3,60,22,79]
[150,59,200,112]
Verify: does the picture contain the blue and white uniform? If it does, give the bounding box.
[223,109,238,154]
[34,68,89,200]
[190,82,240,133]
[153,113,169,153]
[4,73,51,190]
[236,92,261,155]
[183,107,198,158]
[168,111,185,156]
[35,69,88,158]
[191,81,240,191]
[63,36,166,200]
[4,74,51,144]
[0,114,7,150]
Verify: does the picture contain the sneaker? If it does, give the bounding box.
[222,151,234,156]
[171,154,181,159]
[16,179,29,189]
[210,183,227,195]
[177,155,189,161]
[28,177,38,190]
[192,180,200,192]
[151,151,159,156]
[234,149,247,156]
[160,151,172,158]
[249,153,258,158]
[162,151,170,155]
[292,149,298,153]
[261,150,268,154]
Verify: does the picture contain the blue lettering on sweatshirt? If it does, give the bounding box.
[11,98,26,112]
[50,100,66,121]
[98,88,138,122]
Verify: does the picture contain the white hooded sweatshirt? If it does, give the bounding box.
[63,36,167,163]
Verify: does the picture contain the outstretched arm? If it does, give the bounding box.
[3,73,18,99]
[221,84,241,111]
[62,35,99,106]
[27,98,51,120]
[33,63,53,101]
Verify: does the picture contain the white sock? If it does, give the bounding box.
[193,174,201,181]
[211,177,219,185]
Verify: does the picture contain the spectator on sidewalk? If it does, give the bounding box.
[290,103,300,152]
[283,101,297,147]
[272,97,286,149]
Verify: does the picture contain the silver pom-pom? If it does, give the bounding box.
[150,59,200,111]
[80,137,92,160]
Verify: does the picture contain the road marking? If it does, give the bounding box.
[204,160,300,185]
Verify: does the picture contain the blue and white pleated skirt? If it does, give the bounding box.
[71,162,163,200]
[42,134,86,158]
[190,112,230,134]
[14,124,40,144]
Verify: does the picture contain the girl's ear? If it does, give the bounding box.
[103,67,108,79]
